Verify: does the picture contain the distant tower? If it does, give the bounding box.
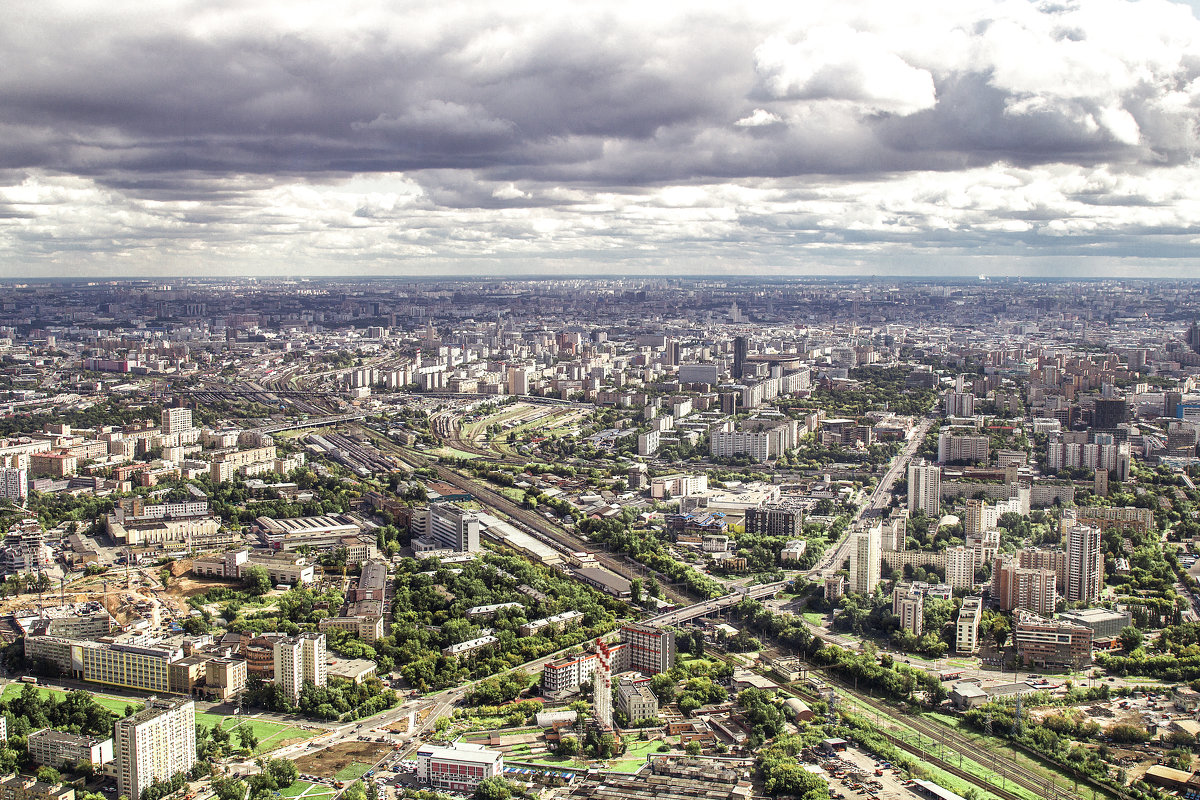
[593,640,614,730]
[732,336,747,380]
[1188,321,1200,356]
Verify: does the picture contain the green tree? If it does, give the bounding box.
[1118,626,1144,652]
[265,759,298,788]
[237,726,259,752]
[473,777,513,800]
[243,565,272,596]
[35,767,61,784]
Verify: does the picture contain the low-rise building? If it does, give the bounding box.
[416,743,503,793]
[0,776,75,800]
[617,677,660,723]
[192,549,316,586]
[1058,608,1133,640]
[442,636,498,658]
[1014,611,1093,669]
[26,729,113,769]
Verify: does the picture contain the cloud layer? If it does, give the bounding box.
[0,0,1198,275]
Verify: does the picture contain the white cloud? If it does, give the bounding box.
[754,29,937,115]
[735,108,782,127]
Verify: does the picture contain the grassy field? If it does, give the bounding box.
[606,739,661,773]
[430,446,482,460]
[194,712,312,754]
[498,487,525,503]
[0,683,137,716]
[333,762,375,781]
[277,781,336,800]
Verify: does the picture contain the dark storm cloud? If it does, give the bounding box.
[1,0,1195,186]
[0,0,1199,276]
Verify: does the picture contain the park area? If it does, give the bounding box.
[277,781,336,800]
[1,683,135,715]
[194,711,316,754]
[0,684,313,756]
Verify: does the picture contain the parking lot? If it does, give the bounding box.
[802,744,921,800]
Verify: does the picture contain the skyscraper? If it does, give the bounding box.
[850,523,882,595]
[732,335,747,380]
[907,461,941,516]
[1188,321,1200,356]
[115,697,196,800]
[1065,523,1103,603]
[1092,398,1128,431]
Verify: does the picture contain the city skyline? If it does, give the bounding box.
[1,1,1199,277]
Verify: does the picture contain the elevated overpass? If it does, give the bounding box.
[646,580,788,627]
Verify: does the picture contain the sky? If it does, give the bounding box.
[2,0,1200,279]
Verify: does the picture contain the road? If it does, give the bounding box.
[645,581,788,626]
[805,418,933,579]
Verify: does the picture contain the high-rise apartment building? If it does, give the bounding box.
[944,391,975,417]
[937,431,990,464]
[1064,522,1103,603]
[849,524,882,596]
[1018,548,1067,589]
[945,545,975,590]
[907,462,941,516]
[274,632,327,703]
[744,504,805,538]
[619,623,675,675]
[115,697,196,800]
[991,556,1057,615]
[892,584,924,636]
[956,596,983,654]
[506,367,531,396]
[963,499,983,537]
[160,408,193,436]
[0,467,27,502]
[1069,505,1154,534]
[884,510,908,552]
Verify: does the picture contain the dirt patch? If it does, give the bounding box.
[166,574,240,598]
[295,740,392,778]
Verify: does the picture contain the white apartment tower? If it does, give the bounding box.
[1065,522,1103,603]
[274,632,327,703]
[160,408,193,436]
[907,462,941,516]
[849,523,882,596]
[115,696,196,800]
[0,467,27,503]
[956,597,983,654]
[945,545,976,590]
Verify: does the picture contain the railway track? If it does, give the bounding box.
[365,427,700,605]
[807,679,1096,800]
